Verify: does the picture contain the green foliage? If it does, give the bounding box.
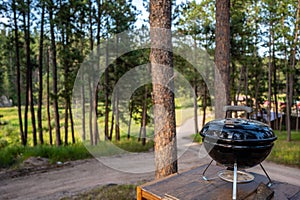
[190,133,202,143]
[0,138,9,149]
[0,145,25,168]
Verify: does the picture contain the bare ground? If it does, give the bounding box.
[1,118,300,200]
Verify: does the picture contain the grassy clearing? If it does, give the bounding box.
[0,143,93,168]
[61,184,137,200]
[0,105,193,169]
[267,130,300,167]
[3,107,300,169]
[0,138,154,169]
[0,106,155,168]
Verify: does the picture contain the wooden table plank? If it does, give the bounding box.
[137,164,300,200]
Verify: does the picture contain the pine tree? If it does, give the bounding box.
[150,0,178,179]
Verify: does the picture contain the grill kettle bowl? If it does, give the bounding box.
[200,118,277,168]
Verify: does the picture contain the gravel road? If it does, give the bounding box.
[0,117,299,200]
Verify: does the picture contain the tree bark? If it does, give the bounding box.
[23,0,37,146]
[115,90,120,141]
[23,1,29,146]
[215,0,231,118]
[150,0,178,179]
[64,101,69,145]
[193,85,198,133]
[49,0,61,146]
[37,3,45,145]
[46,46,52,145]
[104,41,110,140]
[93,0,102,144]
[88,77,94,145]
[109,101,115,141]
[287,0,300,141]
[202,85,207,127]
[267,19,274,127]
[127,100,133,139]
[141,87,148,146]
[13,0,25,146]
[81,73,86,141]
[93,86,99,144]
[69,103,75,144]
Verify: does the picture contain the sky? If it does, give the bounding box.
[132,0,202,28]
[0,0,200,29]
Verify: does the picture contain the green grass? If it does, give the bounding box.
[84,138,154,158]
[0,138,155,168]
[61,184,137,200]
[0,106,155,167]
[0,143,93,168]
[266,130,300,167]
[2,106,300,169]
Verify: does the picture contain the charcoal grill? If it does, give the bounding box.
[199,106,277,200]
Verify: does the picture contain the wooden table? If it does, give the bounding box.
[137,164,300,200]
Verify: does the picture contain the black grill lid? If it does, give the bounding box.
[200,118,277,142]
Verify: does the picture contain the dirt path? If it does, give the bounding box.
[0,118,300,200]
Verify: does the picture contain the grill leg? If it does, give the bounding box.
[260,163,273,187]
[232,162,238,200]
[201,159,214,181]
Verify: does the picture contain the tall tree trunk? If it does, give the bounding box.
[93,86,99,144]
[193,40,198,134]
[46,46,52,145]
[24,0,37,146]
[81,73,86,141]
[202,85,207,127]
[287,0,300,141]
[283,37,290,136]
[296,102,299,132]
[286,66,292,141]
[254,72,262,121]
[236,65,244,106]
[49,0,61,146]
[109,102,115,141]
[79,18,86,141]
[37,3,45,145]
[273,61,279,130]
[127,100,133,139]
[64,101,69,145]
[23,1,29,146]
[69,103,75,144]
[88,77,94,145]
[63,7,70,146]
[104,41,110,140]
[88,0,94,145]
[193,85,198,133]
[64,59,69,145]
[115,90,120,141]
[244,66,249,105]
[141,87,148,146]
[114,36,120,142]
[150,0,178,179]
[13,0,25,146]
[215,0,231,118]
[267,19,274,127]
[93,0,102,144]
[272,27,278,129]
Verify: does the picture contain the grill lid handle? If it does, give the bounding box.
[224,106,252,113]
[224,106,252,119]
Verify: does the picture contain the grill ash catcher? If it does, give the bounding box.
[199,106,277,200]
